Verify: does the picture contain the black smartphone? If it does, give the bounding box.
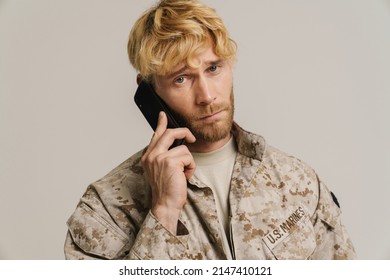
[134,81,185,148]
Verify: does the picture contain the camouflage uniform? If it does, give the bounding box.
[64,123,356,259]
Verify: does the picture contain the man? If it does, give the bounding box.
[64,0,356,259]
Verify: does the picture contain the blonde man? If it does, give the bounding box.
[65,0,356,259]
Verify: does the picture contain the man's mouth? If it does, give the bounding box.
[199,109,225,121]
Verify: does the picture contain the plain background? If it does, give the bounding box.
[0,0,389,259]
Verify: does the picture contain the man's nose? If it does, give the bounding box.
[195,76,215,105]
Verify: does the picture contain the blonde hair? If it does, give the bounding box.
[127,0,237,81]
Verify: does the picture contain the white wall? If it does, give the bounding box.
[0,0,389,259]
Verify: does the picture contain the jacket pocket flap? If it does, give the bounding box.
[67,203,129,259]
[265,216,316,260]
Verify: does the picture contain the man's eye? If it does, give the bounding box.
[175,77,185,84]
[209,65,219,72]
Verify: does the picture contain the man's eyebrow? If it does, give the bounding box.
[166,59,225,79]
[166,65,188,80]
[206,59,224,66]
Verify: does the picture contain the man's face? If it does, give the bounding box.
[153,45,234,144]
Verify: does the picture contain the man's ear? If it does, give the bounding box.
[136,74,142,85]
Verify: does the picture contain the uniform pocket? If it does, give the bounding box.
[264,216,317,260]
[67,203,129,259]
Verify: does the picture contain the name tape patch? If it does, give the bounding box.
[262,206,307,250]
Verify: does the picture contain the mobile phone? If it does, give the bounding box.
[134,81,185,148]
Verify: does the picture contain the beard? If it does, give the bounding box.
[172,88,235,143]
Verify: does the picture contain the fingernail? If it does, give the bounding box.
[159,111,165,118]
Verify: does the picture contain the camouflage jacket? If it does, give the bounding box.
[64,123,356,260]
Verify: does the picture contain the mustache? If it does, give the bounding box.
[171,89,234,126]
[170,102,228,127]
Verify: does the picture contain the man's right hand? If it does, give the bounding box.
[141,111,196,234]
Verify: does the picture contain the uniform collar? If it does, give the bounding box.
[231,122,266,162]
[188,122,266,187]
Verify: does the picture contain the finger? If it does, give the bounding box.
[154,111,197,144]
[154,111,168,138]
[151,127,196,154]
[146,111,168,152]
[183,156,196,179]
[155,146,196,178]
[173,150,196,180]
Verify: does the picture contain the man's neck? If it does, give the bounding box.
[186,133,232,153]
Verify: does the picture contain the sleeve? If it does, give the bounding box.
[64,185,190,260]
[310,179,357,259]
[126,211,189,259]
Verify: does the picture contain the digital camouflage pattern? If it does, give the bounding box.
[64,123,356,260]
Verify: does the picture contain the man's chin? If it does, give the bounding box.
[190,120,233,143]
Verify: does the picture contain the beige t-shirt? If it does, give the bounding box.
[192,136,237,259]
